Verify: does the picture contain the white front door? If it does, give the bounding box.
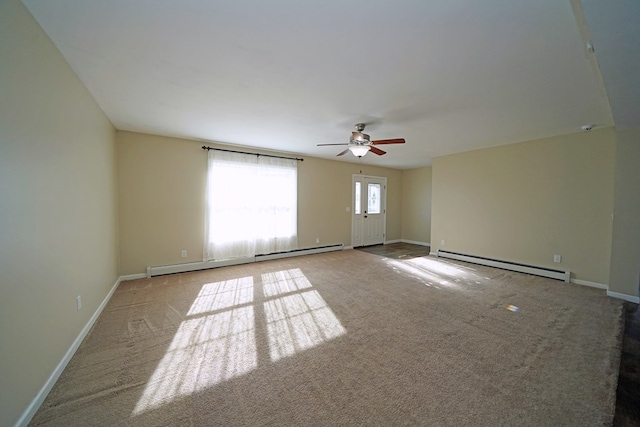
[352,175,386,247]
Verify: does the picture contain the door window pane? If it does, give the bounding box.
[368,183,380,214]
[354,182,361,214]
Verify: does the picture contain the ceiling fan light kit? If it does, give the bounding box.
[317,123,406,158]
[349,145,371,157]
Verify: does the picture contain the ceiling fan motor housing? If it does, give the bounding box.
[350,132,371,145]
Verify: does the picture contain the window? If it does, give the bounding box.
[354,181,361,214]
[204,151,297,260]
[368,183,381,214]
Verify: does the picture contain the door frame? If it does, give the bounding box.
[351,174,387,248]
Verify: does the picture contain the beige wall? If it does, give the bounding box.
[117,131,403,275]
[401,167,432,245]
[609,129,640,298]
[431,128,616,285]
[117,132,207,274]
[0,1,119,426]
[298,156,403,250]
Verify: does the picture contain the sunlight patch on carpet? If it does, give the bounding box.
[134,280,257,415]
[262,268,312,297]
[408,257,474,278]
[265,290,346,361]
[134,268,345,415]
[188,276,253,315]
[388,257,472,288]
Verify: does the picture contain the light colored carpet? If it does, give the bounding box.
[30,249,624,426]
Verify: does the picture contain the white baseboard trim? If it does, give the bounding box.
[570,278,607,290]
[16,276,122,427]
[384,239,401,244]
[343,246,354,250]
[428,256,632,299]
[147,244,345,277]
[255,244,343,261]
[119,273,146,281]
[401,239,431,247]
[436,250,571,283]
[147,257,254,278]
[607,291,640,304]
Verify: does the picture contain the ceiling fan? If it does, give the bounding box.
[317,123,405,157]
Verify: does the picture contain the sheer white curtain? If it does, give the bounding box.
[204,150,298,261]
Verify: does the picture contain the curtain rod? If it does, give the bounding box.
[201,146,303,161]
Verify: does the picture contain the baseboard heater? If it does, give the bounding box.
[146,244,344,278]
[435,250,571,282]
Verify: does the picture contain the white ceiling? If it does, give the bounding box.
[21,0,634,169]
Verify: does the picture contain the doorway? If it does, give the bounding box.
[352,174,387,247]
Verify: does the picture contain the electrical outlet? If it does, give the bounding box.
[554,255,562,263]
[181,250,187,258]
[441,240,446,246]
[316,237,320,244]
[76,295,82,311]
[346,206,351,212]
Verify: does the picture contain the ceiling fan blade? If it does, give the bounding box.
[371,138,405,145]
[337,149,350,156]
[317,143,348,146]
[369,146,386,156]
